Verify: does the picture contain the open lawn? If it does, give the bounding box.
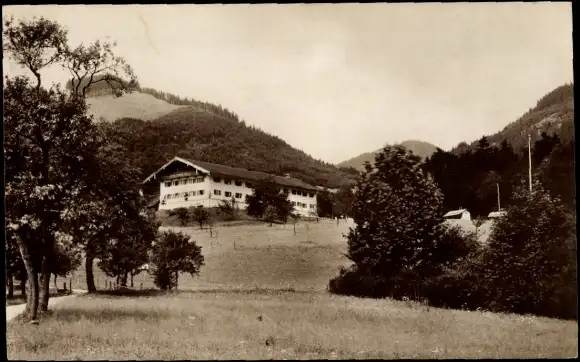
[7,290,577,359]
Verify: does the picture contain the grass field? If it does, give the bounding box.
[68,218,352,292]
[7,219,578,359]
[7,290,577,359]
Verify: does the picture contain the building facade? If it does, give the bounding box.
[143,157,318,217]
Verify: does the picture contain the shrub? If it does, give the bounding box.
[422,250,486,311]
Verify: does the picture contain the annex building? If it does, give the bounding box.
[142,157,319,217]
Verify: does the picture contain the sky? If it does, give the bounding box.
[3,3,573,164]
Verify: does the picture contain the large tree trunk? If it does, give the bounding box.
[130,273,134,288]
[39,256,51,312]
[85,253,97,293]
[54,274,58,290]
[7,272,14,298]
[40,230,56,312]
[17,239,39,321]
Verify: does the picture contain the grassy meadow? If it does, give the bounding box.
[7,290,577,359]
[7,218,578,359]
[69,218,352,292]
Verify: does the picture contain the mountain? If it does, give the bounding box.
[450,83,574,155]
[337,140,438,170]
[106,108,358,191]
[71,78,358,189]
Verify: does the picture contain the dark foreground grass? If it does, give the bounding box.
[7,291,577,360]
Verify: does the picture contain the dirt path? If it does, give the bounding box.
[6,289,87,323]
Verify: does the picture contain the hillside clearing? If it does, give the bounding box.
[87,92,184,122]
[7,291,577,360]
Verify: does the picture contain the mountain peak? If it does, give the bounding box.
[337,140,438,170]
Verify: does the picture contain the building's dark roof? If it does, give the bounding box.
[143,156,318,191]
[184,158,318,191]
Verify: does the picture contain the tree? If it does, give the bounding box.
[479,181,577,319]
[3,15,140,321]
[532,132,560,168]
[63,40,137,97]
[246,178,293,224]
[5,234,26,298]
[149,231,205,290]
[3,16,68,90]
[4,76,100,320]
[263,205,278,227]
[316,191,333,218]
[192,205,210,229]
[50,233,82,289]
[333,185,355,219]
[172,207,190,226]
[218,197,237,221]
[62,123,147,293]
[332,145,473,299]
[97,211,157,288]
[538,140,575,213]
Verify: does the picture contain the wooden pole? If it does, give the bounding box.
[528,134,533,193]
[497,183,501,212]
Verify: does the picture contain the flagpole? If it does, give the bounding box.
[528,134,533,193]
[497,183,501,212]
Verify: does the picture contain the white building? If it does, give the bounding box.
[142,157,319,217]
[443,209,471,220]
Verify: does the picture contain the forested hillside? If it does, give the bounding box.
[67,77,358,189]
[103,109,358,191]
[424,84,575,217]
[451,83,574,155]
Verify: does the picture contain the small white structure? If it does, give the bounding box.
[142,156,318,217]
[443,209,471,220]
[488,210,507,219]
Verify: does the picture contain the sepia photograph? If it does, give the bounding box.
[3,3,576,359]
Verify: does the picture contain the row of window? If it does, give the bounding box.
[291,201,316,209]
[213,177,315,198]
[165,177,205,188]
[213,177,249,188]
[214,190,244,199]
[164,175,315,199]
[291,190,315,198]
[164,190,205,199]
